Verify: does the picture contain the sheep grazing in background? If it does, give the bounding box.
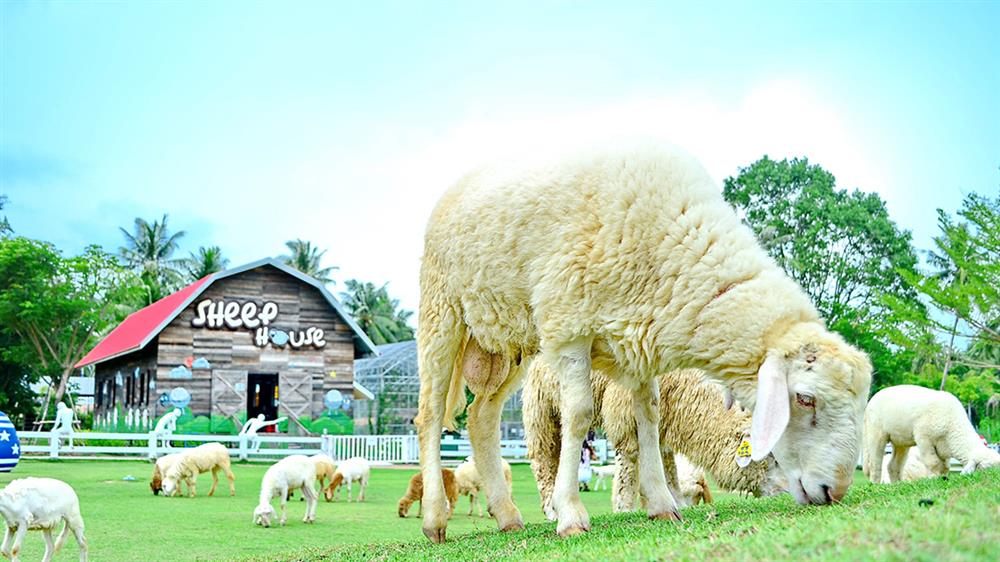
[311,455,337,502]
[454,457,513,517]
[328,456,370,502]
[672,454,712,507]
[416,144,872,541]
[150,453,183,496]
[863,385,1000,483]
[398,469,458,519]
[524,366,785,518]
[162,442,236,498]
[253,455,318,528]
[0,477,87,562]
[879,447,932,483]
[591,465,615,492]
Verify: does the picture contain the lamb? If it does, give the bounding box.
[879,447,932,483]
[327,456,370,502]
[311,454,337,502]
[591,465,615,492]
[863,385,1000,483]
[454,457,513,517]
[672,454,712,507]
[524,366,784,517]
[253,455,318,527]
[0,477,87,562]
[150,453,183,496]
[162,442,236,498]
[416,144,872,541]
[398,469,458,519]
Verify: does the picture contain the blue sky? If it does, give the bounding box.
[2,1,998,314]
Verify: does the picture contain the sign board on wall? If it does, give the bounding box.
[191,298,327,349]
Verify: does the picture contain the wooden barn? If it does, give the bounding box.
[75,258,377,435]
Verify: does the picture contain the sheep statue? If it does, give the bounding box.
[863,384,1000,483]
[415,144,872,541]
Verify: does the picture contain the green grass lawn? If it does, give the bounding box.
[2,460,997,562]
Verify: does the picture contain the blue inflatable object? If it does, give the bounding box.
[0,411,21,473]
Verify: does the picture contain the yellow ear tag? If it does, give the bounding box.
[736,439,752,468]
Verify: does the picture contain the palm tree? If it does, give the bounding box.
[340,279,414,345]
[119,215,186,304]
[184,246,230,281]
[280,239,338,284]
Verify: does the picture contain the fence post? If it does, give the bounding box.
[49,432,59,459]
[238,433,248,461]
[148,431,157,459]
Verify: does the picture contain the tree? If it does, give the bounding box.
[340,279,414,345]
[280,239,337,284]
[119,215,186,304]
[0,195,11,237]
[0,238,141,421]
[723,156,922,390]
[184,246,229,281]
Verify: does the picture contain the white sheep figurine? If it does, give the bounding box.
[863,384,1000,483]
[162,442,236,498]
[454,457,512,517]
[253,455,318,527]
[0,477,87,562]
[415,144,872,541]
[327,456,370,502]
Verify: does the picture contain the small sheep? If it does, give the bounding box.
[312,455,337,502]
[162,442,236,498]
[253,455,318,527]
[150,453,183,496]
[591,465,615,492]
[454,458,513,517]
[672,454,712,507]
[0,477,87,562]
[398,469,458,519]
[863,385,1000,483]
[416,144,872,541]
[327,456,370,502]
[879,447,931,483]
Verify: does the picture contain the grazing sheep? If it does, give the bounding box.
[253,455,318,527]
[416,144,872,541]
[398,469,458,518]
[524,365,785,518]
[591,465,615,492]
[672,454,712,507]
[879,447,932,483]
[454,458,513,517]
[863,385,1000,483]
[162,442,236,498]
[312,455,337,502]
[0,477,87,562]
[150,453,183,496]
[328,457,370,502]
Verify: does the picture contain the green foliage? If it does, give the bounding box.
[118,214,187,305]
[280,239,338,284]
[340,279,414,345]
[184,245,230,282]
[0,195,11,237]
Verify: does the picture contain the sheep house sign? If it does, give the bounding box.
[191,298,327,349]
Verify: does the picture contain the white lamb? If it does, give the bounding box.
[162,442,236,497]
[253,455,318,527]
[415,144,872,541]
[879,447,932,483]
[672,454,712,507]
[454,457,512,517]
[863,384,1000,483]
[150,453,183,496]
[591,465,615,492]
[328,456,370,502]
[0,478,87,562]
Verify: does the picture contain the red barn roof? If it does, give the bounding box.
[75,258,377,368]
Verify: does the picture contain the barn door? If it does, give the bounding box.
[211,369,247,433]
[279,371,314,434]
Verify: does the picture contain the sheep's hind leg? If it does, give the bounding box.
[632,379,681,521]
[549,339,595,537]
[41,530,55,562]
[209,467,219,496]
[301,483,318,523]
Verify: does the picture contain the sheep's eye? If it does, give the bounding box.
[796,393,815,408]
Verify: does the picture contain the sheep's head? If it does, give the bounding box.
[150,475,163,495]
[323,482,336,502]
[328,473,344,499]
[962,447,1000,474]
[744,323,871,506]
[253,504,275,527]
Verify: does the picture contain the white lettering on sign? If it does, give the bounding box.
[191,298,326,349]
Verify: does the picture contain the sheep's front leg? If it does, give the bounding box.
[551,340,594,537]
[41,530,55,562]
[886,445,910,483]
[2,525,13,559]
[632,379,681,521]
[188,477,197,498]
[278,486,288,526]
[359,476,367,502]
[9,525,26,562]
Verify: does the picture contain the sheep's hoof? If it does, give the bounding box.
[422,526,447,544]
[557,525,589,538]
[499,520,524,533]
[649,510,682,522]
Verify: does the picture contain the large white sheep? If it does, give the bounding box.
[454,457,513,517]
[524,366,784,517]
[253,455,318,527]
[863,385,1000,483]
[0,477,87,562]
[416,144,872,541]
[327,456,370,502]
[162,442,236,498]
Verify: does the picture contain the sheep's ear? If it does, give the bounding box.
[749,355,790,461]
[722,387,734,410]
